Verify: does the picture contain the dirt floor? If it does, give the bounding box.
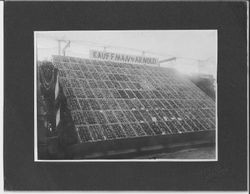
[136,146,216,159]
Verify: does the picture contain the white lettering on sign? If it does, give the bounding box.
[90,50,159,65]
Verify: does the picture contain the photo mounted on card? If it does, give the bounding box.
[35,30,217,161]
[4,1,247,191]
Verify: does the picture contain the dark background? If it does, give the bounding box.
[4,1,248,191]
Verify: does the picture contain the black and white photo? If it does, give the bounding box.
[35,30,217,160]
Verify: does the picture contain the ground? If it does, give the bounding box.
[136,146,216,159]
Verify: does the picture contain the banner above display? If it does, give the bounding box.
[90,50,159,65]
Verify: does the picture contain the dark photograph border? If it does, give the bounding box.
[4,1,248,190]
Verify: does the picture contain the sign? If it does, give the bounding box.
[90,50,158,65]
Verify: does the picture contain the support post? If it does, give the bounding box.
[62,40,71,56]
[58,40,61,55]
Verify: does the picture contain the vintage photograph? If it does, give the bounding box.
[35,30,217,160]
